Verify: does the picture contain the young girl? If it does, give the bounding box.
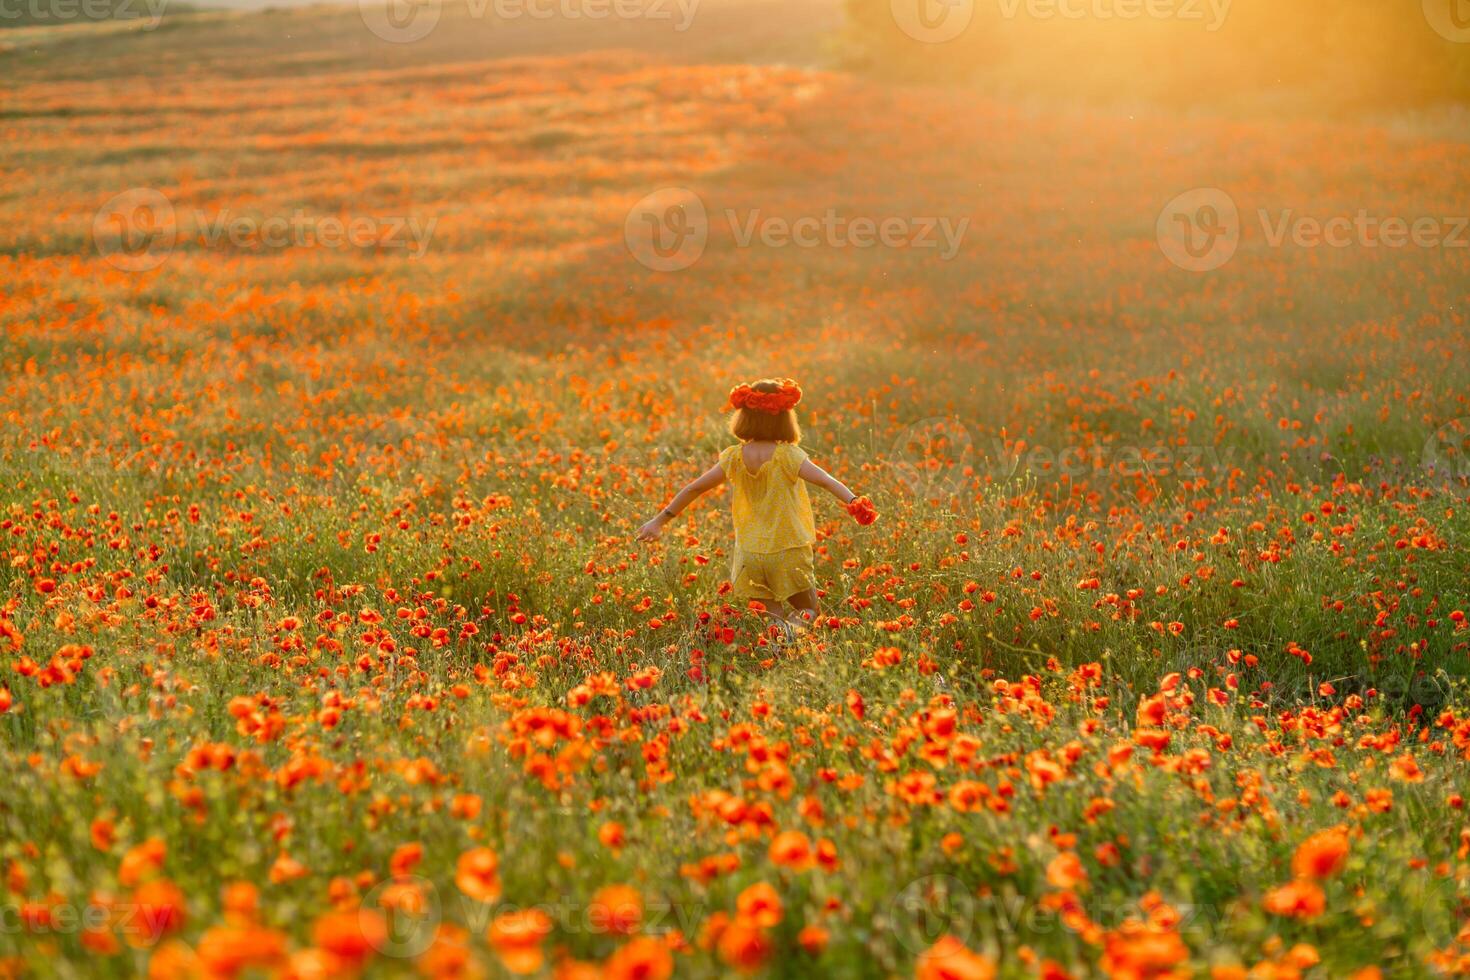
[636,378,877,624]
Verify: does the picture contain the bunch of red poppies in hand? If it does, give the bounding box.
[846,496,878,526]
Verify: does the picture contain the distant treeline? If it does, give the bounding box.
[845,0,1470,110]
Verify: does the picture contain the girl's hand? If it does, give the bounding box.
[846,495,879,526]
[636,517,667,542]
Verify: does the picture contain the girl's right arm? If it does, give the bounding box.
[636,462,727,541]
[798,460,857,505]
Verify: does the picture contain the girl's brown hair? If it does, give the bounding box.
[727,379,802,444]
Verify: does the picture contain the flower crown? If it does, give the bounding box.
[727,379,802,415]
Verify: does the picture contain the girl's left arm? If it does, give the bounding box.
[798,460,857,504]
[636,462,727,541]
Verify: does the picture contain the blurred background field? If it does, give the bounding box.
[3,1,1470,976]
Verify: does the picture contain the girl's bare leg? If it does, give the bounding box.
[785,589,819,626]
[757,600,790,635]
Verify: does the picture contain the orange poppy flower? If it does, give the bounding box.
[1046,852,1088,891]
[281,948,346,980]
[221,882,259,924]
[269,853,308,884]
[390,842,424,877]
[1263,879,1326,919]
[455,848,502,903]
[715,921,772,974]
[145,940,201,980]
[1291,827,1349,880]
[604,936,673,980]
[195,925,288,975]
[598,822,626,852]
[797,924,829,955]
[488,909,553,975]
[735,882,783,928]
[91,817,116,852]
[118,838,166,887]
[590,884,643,936]
[127,879,187,947]
[418,924,479,980]
[1389,754,1425,783]
[311,910,384,966]
[768,830,814,870]
[1099,923,1190,978]
[916,936,997,980]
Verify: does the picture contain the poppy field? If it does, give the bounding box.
[3,3,1470,977]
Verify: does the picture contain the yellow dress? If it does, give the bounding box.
[719,443,816,603]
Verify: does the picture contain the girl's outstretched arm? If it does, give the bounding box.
[798,460,857,504]
[636,462,726,541]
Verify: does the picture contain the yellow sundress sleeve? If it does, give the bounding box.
[718,445,742,482]
[777,444,809,480]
